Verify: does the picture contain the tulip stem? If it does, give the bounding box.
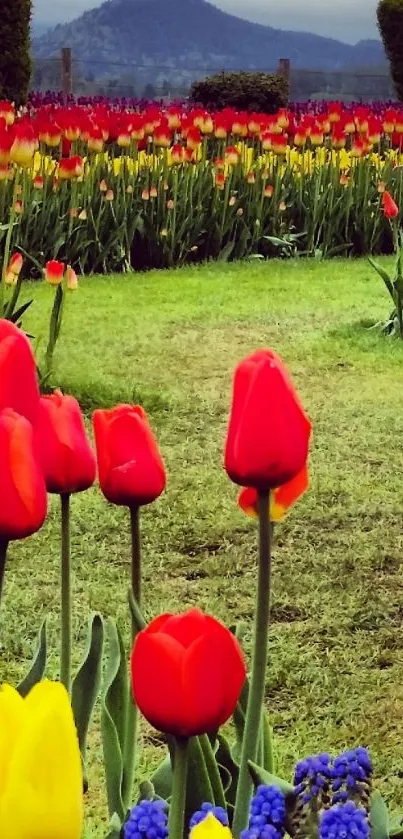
[60,492,72,693]
[232,491,272,838]
[169,737,189,839]
[0,170,20,312]
[0,539,9,607]
[122,505,141,810]
[130,505,141,626]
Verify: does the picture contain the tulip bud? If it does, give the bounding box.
[44,260,65,286]
[65,266,78,290]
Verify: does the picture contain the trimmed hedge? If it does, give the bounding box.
[0,0,32,106]
[190,71,289,113]
[377,0,403,101]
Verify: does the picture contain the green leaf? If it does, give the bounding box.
[101,619,129,822]
[368,257,395,300]
[151,753,173,801]
[217,241,235,261]
[370,790,389,839]
[17,619,47,697]
[248,762,295,796]
[261,711,276,774]
[104,812,123,839]
[71,614,104,761]
[215,733,239,808]
[128,589,147,631]
[199,734,227,808]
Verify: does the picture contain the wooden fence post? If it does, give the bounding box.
[278,58,291,84]
[61,47,72,102]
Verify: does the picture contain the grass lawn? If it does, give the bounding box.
[3,257,403,834]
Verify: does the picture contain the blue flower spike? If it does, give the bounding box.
[124,799,169,839]
[319,802,370,839]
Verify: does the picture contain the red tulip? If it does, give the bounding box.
[0,408,47,541]
[225,349,311,491]
[238,464,309,522]
[37,391,96,494]
[131,608,246,737]
[382,190,399,219]
[0,320,40,426]
[44,260,65,285]
[92,405,166,506]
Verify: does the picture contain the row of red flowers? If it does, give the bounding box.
[3,100,403,168]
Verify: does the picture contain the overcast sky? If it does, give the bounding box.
[33,0,379,43]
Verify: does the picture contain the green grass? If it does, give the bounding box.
[3,257,403,834]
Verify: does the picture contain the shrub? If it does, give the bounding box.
[0,0,32,105]
[190,70,289,112]
[377,0,403,101]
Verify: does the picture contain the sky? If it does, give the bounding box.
[33,0,379,44]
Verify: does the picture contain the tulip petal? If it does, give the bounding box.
[238,464,309,522]
[132,632,185,735]
[0,682,83,839]
[190,812,233,839]
[163,608,207,648]
[0,685,25,790]
[183,625,246,735]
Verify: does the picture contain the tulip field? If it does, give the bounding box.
[2,258,403,837]
[2,99,403,272]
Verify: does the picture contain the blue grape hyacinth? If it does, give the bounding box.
[319,802,369,839]
[124,799,169,839]
[294,753,333,805]
[189,803,229,830]
[239,785,286,839]
[332,748,373,805]
[249,785,286,829]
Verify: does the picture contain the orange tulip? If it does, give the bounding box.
[44,261,65,286]
[238,464,309,522]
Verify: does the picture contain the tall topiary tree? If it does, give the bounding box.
[0,0,32,105]
[377,0,403,101]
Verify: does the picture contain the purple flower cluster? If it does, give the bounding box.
[124,800,168,839]
[294,753,333,805]
[319,802,369,839]
[294,748,372,809]
[240,785,286,839]
[331,748,372,805]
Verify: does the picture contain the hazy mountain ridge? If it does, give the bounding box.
[32,0,386,81]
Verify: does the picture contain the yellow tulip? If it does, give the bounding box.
[190,813,233,839]
[0,681,83,839]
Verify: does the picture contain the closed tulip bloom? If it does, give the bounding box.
[238,464,309,522]
[9,124,36,167]
[131,608,246,737]
[93,404,166,506]
[382,190,399,219]
[225,349,311,491]
[7,252,23,277]
[0,681,83,839]
[37,391,96,495]
[65,266,79,290]
[44,260,65,285]
[0,320,39,426]
[0,409,47,541]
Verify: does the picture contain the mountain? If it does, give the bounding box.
[32,0,386,82]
